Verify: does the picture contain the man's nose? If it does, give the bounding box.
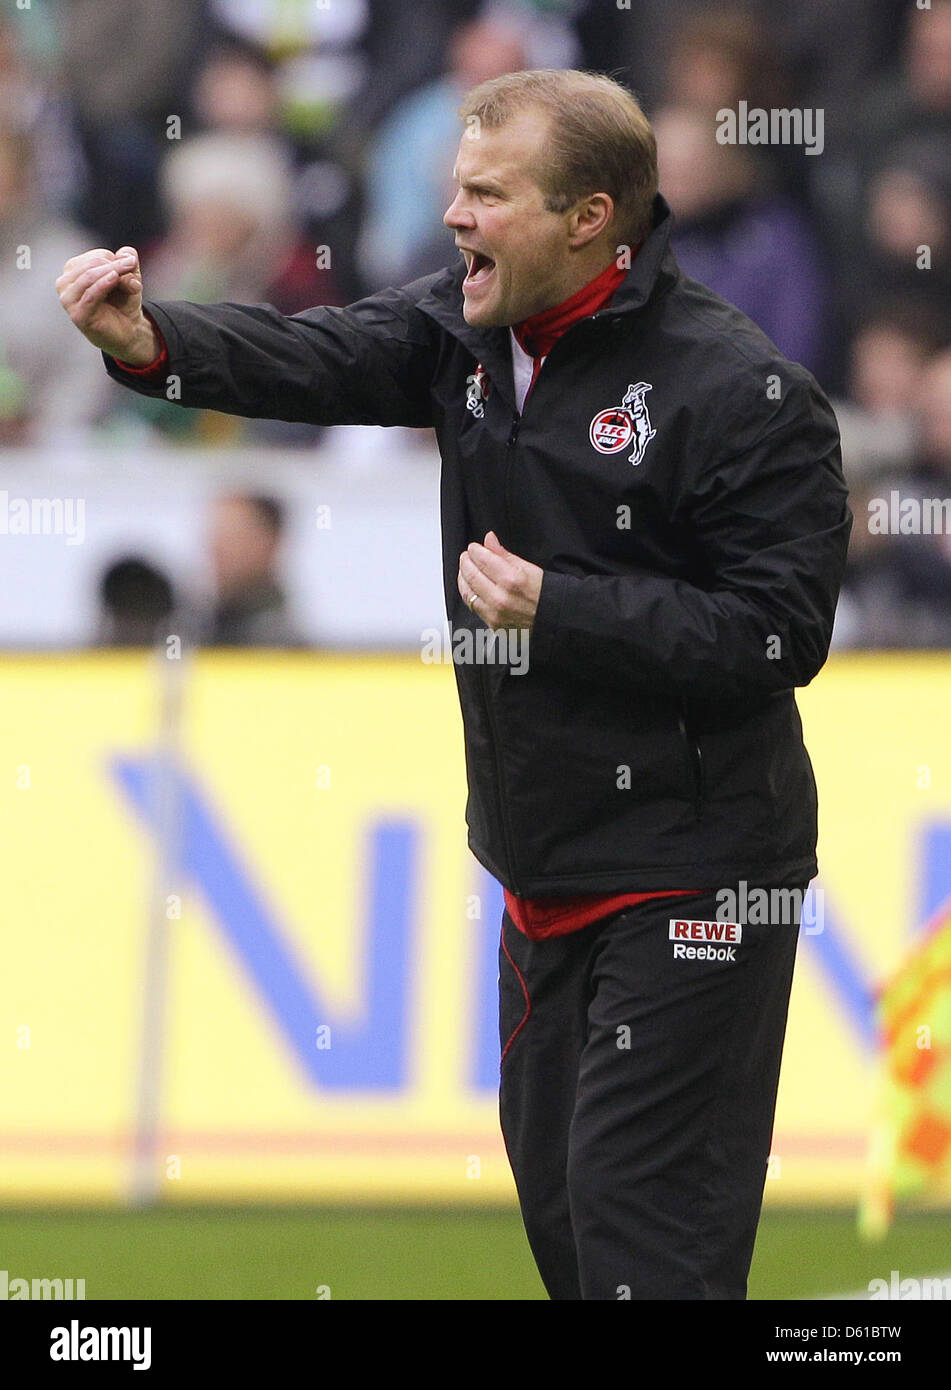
[444,191,473,230]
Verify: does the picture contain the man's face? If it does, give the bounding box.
[443,108,577,327]
[209,497,278,595]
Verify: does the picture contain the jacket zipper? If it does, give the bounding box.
[489,330,597,886]
[505,409,520,519]
[691,737,705,819]
[479,658,519,891]
[473,409,523,892]
[678,711,705,819]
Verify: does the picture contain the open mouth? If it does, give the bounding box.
[464,251,497,288]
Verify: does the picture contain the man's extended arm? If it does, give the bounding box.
[57,246,437,429]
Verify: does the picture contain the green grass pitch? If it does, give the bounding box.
[0,1207,948,1300]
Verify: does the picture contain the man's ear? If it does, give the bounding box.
[567,193,614,249]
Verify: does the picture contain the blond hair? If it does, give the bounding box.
[458,70,658,247]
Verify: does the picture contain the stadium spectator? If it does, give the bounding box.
[191,36,364,304]
[823,0,951,334]
[754,0,899,121]
[915,348,951,489]
[657,7,823,213]
[93,492,302,650]
[94,556,177,646]
[834,297,948,486]
[597,0,888,121]
[207,0,370,145]
[653,104,828,373]
[59,0,206,250]
[356,13,527,288]
[663,9,786,117]
[109,131,341,445]
[0,13,85,219]
[857,133,951,319]
[192,38,283,138]
[859,0,951,153]
[836,348,951,649]
[203,493,303,647]
[355,0,475,129]
[0,116,108,444]
[150,130,340,310]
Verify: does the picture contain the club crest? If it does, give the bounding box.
[589,382,657,466]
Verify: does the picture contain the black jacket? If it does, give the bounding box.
[104,195,852,895]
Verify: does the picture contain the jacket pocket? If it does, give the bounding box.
[678,712,705,819]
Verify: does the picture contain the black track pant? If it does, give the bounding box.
[498,884,804,1300]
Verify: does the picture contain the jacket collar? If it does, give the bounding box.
[415,193,679,398]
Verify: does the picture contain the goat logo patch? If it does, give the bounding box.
[589,381,657,466]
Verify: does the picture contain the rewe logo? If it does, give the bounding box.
[589,381,656,466]
[669,919,743,943]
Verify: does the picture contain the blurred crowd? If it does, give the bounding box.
[0,0,949,647]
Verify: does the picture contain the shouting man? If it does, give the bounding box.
[58,70,852,1300]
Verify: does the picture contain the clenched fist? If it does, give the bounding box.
[56,247,160,366]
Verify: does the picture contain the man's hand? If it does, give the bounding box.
[56,247,159,365]
[457,531,544,630]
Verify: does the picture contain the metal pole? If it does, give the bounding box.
[128,613,193,1208]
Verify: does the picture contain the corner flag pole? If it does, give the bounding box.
[128,617,194,1207]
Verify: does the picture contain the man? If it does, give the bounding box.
[57,70,852,1300]
[205,492,302,647]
